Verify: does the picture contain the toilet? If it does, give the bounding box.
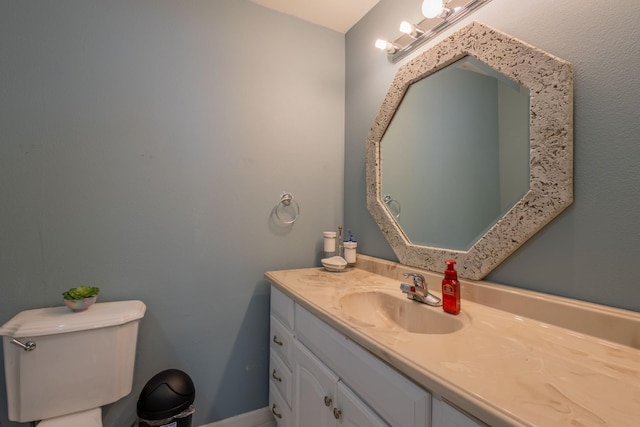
[0,300,146,426]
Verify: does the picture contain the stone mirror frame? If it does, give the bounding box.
[366,22,573,280]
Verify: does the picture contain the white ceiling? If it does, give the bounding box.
[251,0,381,33]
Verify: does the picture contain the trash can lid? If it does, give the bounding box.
[137,369,195,420]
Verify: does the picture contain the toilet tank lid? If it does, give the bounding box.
[0,300,146,338]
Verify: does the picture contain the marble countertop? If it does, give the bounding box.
[265,258,640,427]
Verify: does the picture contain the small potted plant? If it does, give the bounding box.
[62,286,100,312]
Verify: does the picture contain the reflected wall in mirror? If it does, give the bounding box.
[381,56,530,251]
[366,22,573,279]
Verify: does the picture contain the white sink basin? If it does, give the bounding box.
[339,291,466,334]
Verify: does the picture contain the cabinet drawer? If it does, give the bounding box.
[270,315,294,367]
[295,305,430,427]
[270,348,293,407]
[271,286,294,330]
[269,383,292,427]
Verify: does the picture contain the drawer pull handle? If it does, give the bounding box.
[333,408,342,420]
[272,335,283,346]
[324,396,332,407]
[271,404,282,419]
[272,369,282,382]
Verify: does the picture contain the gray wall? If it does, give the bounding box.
[345,0,640,312]
[2,0,639,425]
[381,67,501,250]
[0,1,344,425]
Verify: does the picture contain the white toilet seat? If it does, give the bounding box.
[37,408,102,427]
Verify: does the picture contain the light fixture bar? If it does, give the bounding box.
[383,0,492,63]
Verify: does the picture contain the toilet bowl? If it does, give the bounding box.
[0,300,146,425]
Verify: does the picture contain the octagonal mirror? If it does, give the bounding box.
[366,22,573,280]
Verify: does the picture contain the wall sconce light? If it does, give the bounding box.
[375,0,493,63]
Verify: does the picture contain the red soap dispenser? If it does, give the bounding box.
[442,260,460,315]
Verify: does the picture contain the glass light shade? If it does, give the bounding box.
[375,39,390,50]
[421,0,444,18]
[399,21,413,34]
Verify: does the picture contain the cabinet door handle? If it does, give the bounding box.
[333,408,342,420]
[272,369,282,382]
[324,396,332,407]
[272,335,283,346]
[271,403,282,419]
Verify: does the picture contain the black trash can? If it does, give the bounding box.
[137,369,195,427]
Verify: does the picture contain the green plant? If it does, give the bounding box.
[62,286,100,300]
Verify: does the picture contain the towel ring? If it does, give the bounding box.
[382,194,401,219]
[275,192,300,224]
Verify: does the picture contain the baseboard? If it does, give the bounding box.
[198,407,275,427]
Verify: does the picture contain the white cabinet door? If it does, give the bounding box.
[335,381,389,427]
[294,340,339,427]
[294,340,388,427]
[432,397,485,427]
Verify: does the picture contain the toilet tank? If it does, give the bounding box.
[0,300,146,423]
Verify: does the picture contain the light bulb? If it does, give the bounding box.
[375,39,389,50]
[421,0,444,19]
[374,39,399,54]
[400,21,425,38]
[399,21,413,34]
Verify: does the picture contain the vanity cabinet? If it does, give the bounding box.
[269,287,295,426]
[294,340,387,427]
[269,286,432,427]
[432,397,484,427]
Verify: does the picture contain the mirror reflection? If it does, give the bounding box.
[381,56,530,250]
[366,22,573,279]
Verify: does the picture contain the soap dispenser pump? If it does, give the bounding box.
[442,260,460,315]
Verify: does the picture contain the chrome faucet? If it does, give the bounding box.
[400,272,442,306]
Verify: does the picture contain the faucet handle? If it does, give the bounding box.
[403,272,426,287]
